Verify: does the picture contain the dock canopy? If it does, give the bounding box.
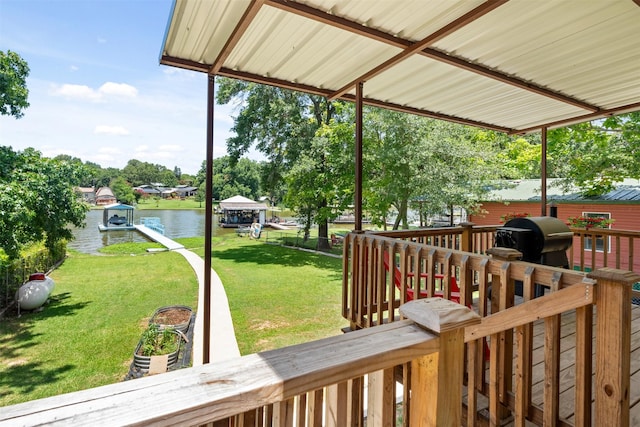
[160,0,640,134]
[219,195,268,227]
[100,203,135,231]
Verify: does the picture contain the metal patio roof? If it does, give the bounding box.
[160,0,640,134]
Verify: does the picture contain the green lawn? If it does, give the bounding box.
[208,237,347,354]
[0,234,347,406]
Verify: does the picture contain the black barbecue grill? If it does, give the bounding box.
[494,216,574,297]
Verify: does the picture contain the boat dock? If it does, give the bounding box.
[268,222,298,230]
[134,224,184,251]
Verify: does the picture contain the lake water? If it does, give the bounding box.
[68,209,235,254]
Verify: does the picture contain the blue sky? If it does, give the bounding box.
[0,0,243,175]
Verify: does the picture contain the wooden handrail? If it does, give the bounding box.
[0,320,440,426]
[464,279,594,342]
[343,229,639,427]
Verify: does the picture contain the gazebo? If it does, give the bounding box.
[218,195,268,228]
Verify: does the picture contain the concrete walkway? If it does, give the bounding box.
[175,249,240,365]
[134,224,240,365]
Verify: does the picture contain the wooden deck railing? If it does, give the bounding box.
[1,298,481,427]
[2,224,639,426]
[568,227,640,272]
[342,228,640,426]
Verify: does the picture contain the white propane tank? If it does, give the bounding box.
[15,273,55,310]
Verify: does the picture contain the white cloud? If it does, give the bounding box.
[98,146,122,155]
[94,125,130,135]
[50,82,138,102]
[70,65,79,72]
[157,144,182,152]
[99,82,138,98]
[50,83,101,101]
[135,145,149,152]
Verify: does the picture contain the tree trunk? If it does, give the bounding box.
[318,218,331,251]
[317,198,331,251]
[392,199,409,230]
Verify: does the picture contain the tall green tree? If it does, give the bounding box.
[109,176,136,205]
[361,109,504,229]
[0,50,30,119]
[122,159,169,187]
[216,78,343,249]
[0,147,88,260]
[549,113,640,196]
[495,137,542,179]
[362,108,431,229]
[422,121,505,224]
[284,122,354,240]
[197,156,262,201]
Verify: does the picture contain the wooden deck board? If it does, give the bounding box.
[467,303,640,425]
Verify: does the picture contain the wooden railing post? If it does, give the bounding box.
[400,298,480,426]
[588,268,640,427]
[485,247,520,423]
[459,222,475,253]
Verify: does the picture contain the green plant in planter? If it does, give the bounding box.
[139,324,180,356]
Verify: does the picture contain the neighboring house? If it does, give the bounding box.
[95,187,117,205]
[218,195,268,227]
[133,185,161,197]
[76,186,95,204]
[135,184,195,199]
[468,179,640,231]
[468,178,640,272]
[175,185,198,198]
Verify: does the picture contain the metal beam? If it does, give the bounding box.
[355,82,363,231]
[512,101,640,134]
[328,0,509,101]
[203,75,215,364]
[267,0,599,113]
[215,67,514,133]
[541,127,547,216]
[209,0,265,74]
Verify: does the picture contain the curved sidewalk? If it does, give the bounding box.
[175,249,240,365]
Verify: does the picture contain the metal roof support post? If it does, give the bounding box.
[541,127,548,216]
[355,81,363,231]
[203,74,215,364]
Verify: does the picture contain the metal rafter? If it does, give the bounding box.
[327,0,509,100]
[267,0,600,113]
[159,55,638,134]
[512,101,640,135]
[209,0,265,74]
[215,67,515,133]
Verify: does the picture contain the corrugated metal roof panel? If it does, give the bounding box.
[363,56,586,129]
[224,6,402,89]
[160,0,640,132]
[488,179,640,203]
[433,0,640,111]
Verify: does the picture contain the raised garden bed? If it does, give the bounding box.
[149,305,193,333]
[125,305,195,380]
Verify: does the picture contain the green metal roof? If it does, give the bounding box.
[487,179,640,203]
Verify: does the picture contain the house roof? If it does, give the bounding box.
[95,187,115,198]
[160,0,640,134]
[219,195,268,210]
[487,179,640,203]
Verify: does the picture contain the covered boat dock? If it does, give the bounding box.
[98,203,135,231]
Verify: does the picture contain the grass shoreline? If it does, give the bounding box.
[0,234,347,407]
